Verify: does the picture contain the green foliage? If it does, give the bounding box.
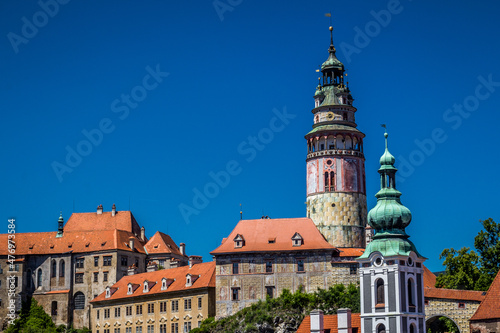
[6,298,56,333]
[436,218,500,291]
[427,316,459,333]
[193,284,360,333]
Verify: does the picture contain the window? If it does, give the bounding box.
[376,279,385,305]
[136,327,143,333]
[94,256,99,266]
[121,256,128,266]
[104,330,110,333]
[186,275,192,287]
[75,273,84,284]
[377,324,386,333]
[126,328,132,333]
[136,304,143,315]
[103,256,112,266]
[114,307,121,317]
[297,259,304,272]
[198,321,201,328]
[74,292,85,310]
[114,329,121,333]
[75,258,84,269]
[232,288,239,301]
[198,297,202,309]
[97,309,100,320]
[410,324,416,333]
[171,323,178,333]
[59,260,65,277]
[94,272,99,282]
[184,322,191,333]
[104,308,110,319]
[51,301,57,315]
[126,305,132,316]
[266,286,275,298]
[265,261,273,273]
[232,262,239,275]
[349,264,357,275]
[160,324,167,333]
[147,325,154,333]
[184,298,191,310]
[103,271,108,282]
[51,260,57,278]
[148,303,154,314]
[37,268,43,288]
[458,302,465,309]
[160,301,167,313]
[408,279,415,308]
[171,300,179,312]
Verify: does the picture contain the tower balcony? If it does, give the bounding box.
[306,149,364,160]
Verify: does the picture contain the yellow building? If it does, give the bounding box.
[90,261,215,333]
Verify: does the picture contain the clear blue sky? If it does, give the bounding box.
[1,0,499,272]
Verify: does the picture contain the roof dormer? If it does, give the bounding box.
[105,286,111,298]
[128,283,133,295]
[186,274,192,287]
[233,234,245,248]
[292,232,303,247]
[161,277,174,291]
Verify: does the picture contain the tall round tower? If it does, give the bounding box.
[305,26,367,248]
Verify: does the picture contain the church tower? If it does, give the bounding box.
[357,130,426,333]
[305,26,367,248]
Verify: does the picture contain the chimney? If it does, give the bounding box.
[127,264,138,276]
[112,203,116,216]
[129,237,135,251]
[56,212,64,237]
[337,308,352,333]
[310,309,324,333]
[188,255,202,268]
[179,243,186,256]
[140,226,145,241]
[146,261,158,272]
[97,204,103,215]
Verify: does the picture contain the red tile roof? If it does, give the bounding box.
[297,313,361,333]
[424,287,485,302]
[210,218,335,255]
[145,231,184,256]
[64,211,142,236]
[91,261,216,303]
[0,229,146,255]
[337,248,365,257]
[470,271,500,321]
[423,266,437,289]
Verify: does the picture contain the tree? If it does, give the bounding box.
[6,298,56,333]
[436,218,500,291]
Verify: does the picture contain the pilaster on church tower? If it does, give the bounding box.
[357,130,426,333]
[305,26,367,248]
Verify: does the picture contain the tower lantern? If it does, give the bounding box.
[306,26,367,248]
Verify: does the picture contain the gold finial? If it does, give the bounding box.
[329,26,333,31]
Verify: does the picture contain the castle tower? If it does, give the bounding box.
[305,26,367,248]
[357,130,426,333]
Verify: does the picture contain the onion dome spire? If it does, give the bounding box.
[359,128,424,258]
[56,212,64,237]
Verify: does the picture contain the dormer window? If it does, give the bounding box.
[292,232,303,247]
[233,234,245,248]
[186,274,192,287]
[105,287,111,298]
[143,281,149,293]
[162,278,167,290]
[127,283,133,295]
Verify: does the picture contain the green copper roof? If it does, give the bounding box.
[306,124,361,136]
[321,52,344,70]
[359,130,424,259]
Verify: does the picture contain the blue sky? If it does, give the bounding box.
[1,0,499,272]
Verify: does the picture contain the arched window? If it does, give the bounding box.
[324,172,330,192]
[377,324,386,333]
[410,324,416,333]
[74,292,85,310]
[51,301,58,316]
[376,278,385,305]
[26,269,32,290]
[330,171,335,190]
[37,269,43,288]
[59,260,65,277]
[408,278,415,307]
[51,260,57,278]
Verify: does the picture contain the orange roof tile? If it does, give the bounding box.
[470,271,500,321]
[423,266,437,289]
[0,230,146,256]
[64,211,142,236]
[210,218,335,255]
[45,289,70,294]
[337,248,365,257]
[297,313,361,333]
[145,231,184,256]
[91,261,215,303]
[424,287,485,302]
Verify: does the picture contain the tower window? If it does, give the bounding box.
[376,278,385,306]
[343,113,348,121]
[408,278,415,309]
[377,324,386,333]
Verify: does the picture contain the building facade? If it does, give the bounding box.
[90,262,215,333]
[357,131,426,333]
[305,26,367,248]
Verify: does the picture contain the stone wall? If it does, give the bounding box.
[425,298,482,333]
[470,319,500,333]
[307,192,367,248]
